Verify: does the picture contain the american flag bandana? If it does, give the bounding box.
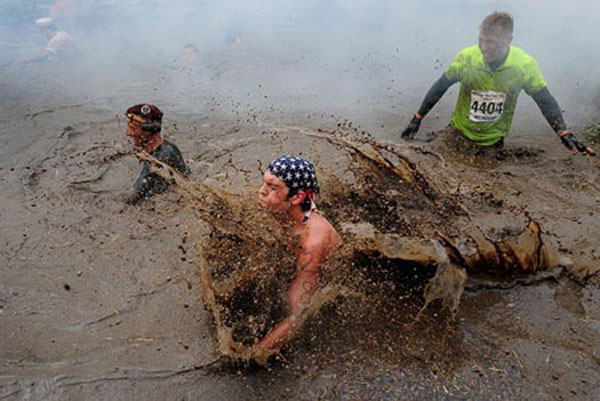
[267,156,319,194]
[267,156,319,223]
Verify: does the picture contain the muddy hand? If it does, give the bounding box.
[401,115,422,140]
[560,132,596,156]
[250,343,277,366]
[120,191,142,205]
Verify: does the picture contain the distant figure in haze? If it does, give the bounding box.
[182,43,200,62]
[401,11,595,156]
[18,18,77,63]
[225,29,243,46]
[256,156,342,353]
[122,104,190,205]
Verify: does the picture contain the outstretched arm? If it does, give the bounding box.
[126,163,168,204]
[416,73,455,118]
[258,244,322,350]
[17,49,53,64]
[402,73,456,139]
[531,87,566,132]
[532,87,595,155]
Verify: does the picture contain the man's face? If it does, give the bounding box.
[478,26,512,63]
[258,170,291,212]
[126,120,146,147]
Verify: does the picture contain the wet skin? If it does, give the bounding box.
[126,120,162,153]
[126,121,145,148]
[257,170,341,351]
[257,170,294,213]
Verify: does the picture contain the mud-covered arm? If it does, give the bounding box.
[531,87,567,133]
[402,74,456,139]
[166,150,191,176]
[289,245,322,308]
[258,244,323,350]
[531,87,595,155]
[416,73,456,118]
[132,162,168,202]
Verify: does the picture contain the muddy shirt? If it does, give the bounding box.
[445,45,547,146]
[133,139,190,202]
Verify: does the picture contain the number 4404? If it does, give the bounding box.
[471,101,504,115]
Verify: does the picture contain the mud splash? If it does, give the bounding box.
[138,126,599,365]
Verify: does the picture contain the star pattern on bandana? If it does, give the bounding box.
[267,156,319,194]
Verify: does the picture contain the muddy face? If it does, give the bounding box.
[478,26,511,64]
[126,121,146,148]
[257,170,291,212]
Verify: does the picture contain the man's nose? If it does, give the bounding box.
[258,184,267,195]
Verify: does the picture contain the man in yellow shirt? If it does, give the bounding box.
[402,11,594,155]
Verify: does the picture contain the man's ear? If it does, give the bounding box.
[289,191,306,206]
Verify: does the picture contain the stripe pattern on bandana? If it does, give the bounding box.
[267,156,319,224]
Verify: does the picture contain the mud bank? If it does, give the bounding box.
[1,99,599,399]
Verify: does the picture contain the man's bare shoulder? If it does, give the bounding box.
[302,214,341,253]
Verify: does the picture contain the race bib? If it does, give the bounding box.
[469,91,506,122]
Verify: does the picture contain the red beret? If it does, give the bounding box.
[125,104,163,122]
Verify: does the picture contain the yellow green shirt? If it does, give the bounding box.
[445,45,547,146]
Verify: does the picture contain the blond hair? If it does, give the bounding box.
[480,11,513,36]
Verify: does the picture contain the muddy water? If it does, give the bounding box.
[2,33,600,400]
[2,96,599,399]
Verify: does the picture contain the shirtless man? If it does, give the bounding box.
[257,156,341,351]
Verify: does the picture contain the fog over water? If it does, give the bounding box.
[1,0,599,158]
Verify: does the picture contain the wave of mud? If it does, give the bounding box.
[141,126,600,365]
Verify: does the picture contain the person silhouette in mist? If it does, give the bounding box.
[401,11,595,156]
[18,18,77,63]
[256,156,341,354]
[182,43,200,62]
[122,104,190,204]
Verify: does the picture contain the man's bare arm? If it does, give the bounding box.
[18,49,53,64]
[258,242,324,350]
[290,244,322,307]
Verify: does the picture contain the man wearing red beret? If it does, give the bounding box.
[123,104,190,204]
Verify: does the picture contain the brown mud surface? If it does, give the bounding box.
[1,27,600,397]
[1,100,599,400]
